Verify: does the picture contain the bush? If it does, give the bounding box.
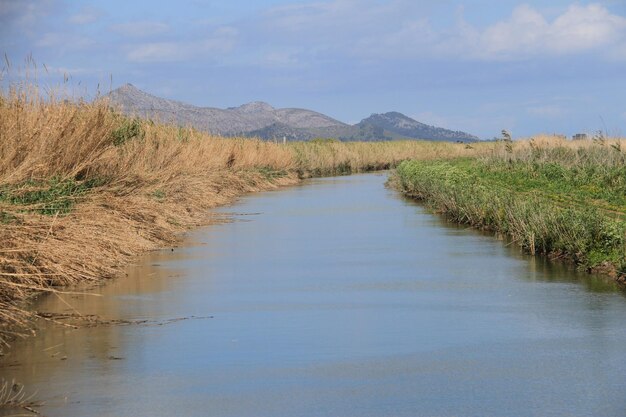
[111,117,145,146]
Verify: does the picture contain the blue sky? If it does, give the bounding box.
[1,0,626,138]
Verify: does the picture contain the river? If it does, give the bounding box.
[1,173,625,417]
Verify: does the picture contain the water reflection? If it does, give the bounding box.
[1,173,625,417]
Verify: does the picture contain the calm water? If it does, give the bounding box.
[1,173,626,417]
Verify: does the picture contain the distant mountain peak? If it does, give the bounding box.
[234,101,275,113]
[359,112,478,142]
[117,83,139,92]
[109,83,159,102]
[380,111,408,118]
[365,112,423,125]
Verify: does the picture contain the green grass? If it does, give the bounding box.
[256,166,288,180]
[472,160,626,216]
[110,116,145,146]
[151,189,166,201]
[395,158,626,275]
[0,177,105,215]
[0,210,19,224]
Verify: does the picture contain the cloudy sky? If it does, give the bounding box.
[1,0,626,138]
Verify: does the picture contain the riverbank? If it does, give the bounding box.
[394,136,626,282]
[0,88,482,349]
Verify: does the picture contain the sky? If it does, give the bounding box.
[1,0,626,138]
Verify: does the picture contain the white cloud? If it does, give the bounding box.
[126,27,238,62]
[477,5,548,58]
[262,0,373,33]
[379,3,626,60]
[259,0,428,49]
[254,1,626,62]
[351,18,434,59]
[46,66,92,75]
[0,0,24,16]
[111,21,170,37]
[550,4,626,52]
[260,51,300,68]
[68,7,101,25]
[126,42,189,62]
[474,4,626,59]
[36,32,95,49]
[0,0,55,37]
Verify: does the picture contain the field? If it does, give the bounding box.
[394,136,626,280]
[0,86,481,348]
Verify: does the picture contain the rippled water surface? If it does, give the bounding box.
[1,173,625,417]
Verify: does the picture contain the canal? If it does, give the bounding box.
[1,173,625,417]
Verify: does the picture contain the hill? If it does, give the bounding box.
[357,112,479,142]
[108,84,478,142]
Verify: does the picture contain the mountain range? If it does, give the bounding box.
[107,84,479,142]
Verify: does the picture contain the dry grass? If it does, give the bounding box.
[484,133,626,167]
[0,378,37,413]
[290,139,478,176]
[0,85,481,349]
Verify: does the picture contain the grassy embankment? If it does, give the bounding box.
[0,86,483,348]
[395,136,626,280]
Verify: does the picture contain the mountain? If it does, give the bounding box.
[107,84,478,142]
[356,112,479,142]
[108,84,346,137]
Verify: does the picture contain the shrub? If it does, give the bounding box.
[111,117,145,146]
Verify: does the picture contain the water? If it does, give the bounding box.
[1,173,625,417]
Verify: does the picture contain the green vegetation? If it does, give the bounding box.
[309,138,340,143]
[0,177,105,215]
[395,140,626,277]
[111,116,145,146]
[256,166,288,180]
[151,189,166,201]
[0,210,18,224]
